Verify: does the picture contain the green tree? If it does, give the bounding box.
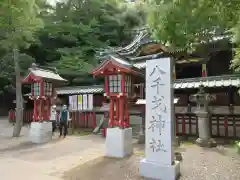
[34,0,145,76]
[0,0,43,136]
[231,18,240,72]
[146,0,240,52]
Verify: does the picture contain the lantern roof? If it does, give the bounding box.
[23,63,67,83]
[92,55,143,77]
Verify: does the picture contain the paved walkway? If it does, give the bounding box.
[0,119,105,180]
[1,119,240,180]
[63,144,240,180]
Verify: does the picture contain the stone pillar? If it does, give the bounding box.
[195,110,217,147]
[140,57,180,180]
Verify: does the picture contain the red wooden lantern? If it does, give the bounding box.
[92,56,143,128]
[22,63,66,122]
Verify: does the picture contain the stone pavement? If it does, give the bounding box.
[63,144,240,180]
[1,119,240,180]
[0,119,105,180]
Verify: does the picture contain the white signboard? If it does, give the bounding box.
[77,95,83,110]
[71,95,78,111]
[88,94,93,110]
[68,96,73,111]
[82,94,88,110]
[145,57,174,166]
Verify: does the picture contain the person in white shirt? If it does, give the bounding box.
[50,105,57,135]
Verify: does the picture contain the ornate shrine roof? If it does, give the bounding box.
[96,27,230,70]
[92,55,143,77]
[96,27,168,60]
[95,27,211,74]
[23,63,67,83]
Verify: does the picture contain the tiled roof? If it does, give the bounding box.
[56,85,104,95]
[174,75,240,89]
[24,75,240,97]
[29,67,67,82]
[133,62,146,69]
[110,55,131,66]
[133,58,204,69]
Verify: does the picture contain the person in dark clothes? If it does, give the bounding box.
[59,105,69,138]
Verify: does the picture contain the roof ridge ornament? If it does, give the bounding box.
[31,63,38,70]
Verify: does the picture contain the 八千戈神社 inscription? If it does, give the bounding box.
[148,65,168,153]
[152,95,167,113]
[148,113,165,135]
[150,65,166,94]
[149,138,167,152]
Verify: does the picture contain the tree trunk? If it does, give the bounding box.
[13,47,23,137]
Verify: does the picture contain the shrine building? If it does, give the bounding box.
[8,27,240,139]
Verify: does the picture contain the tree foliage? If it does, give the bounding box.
[0,0,43,48]
[35,0,145,75]
[0,0,43,94]
[0,0,145,92]
[0,52,35,93]
[146,0,240,52]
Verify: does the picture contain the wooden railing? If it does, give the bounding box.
[8,110,240,139]
[175,113,198,137]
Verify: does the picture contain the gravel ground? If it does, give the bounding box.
[63,144,240,180]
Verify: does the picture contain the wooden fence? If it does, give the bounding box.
[8,110,240,139]
[8,110,98,129]
[175,113,240,139]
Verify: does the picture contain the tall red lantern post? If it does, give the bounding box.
[22,63,66,143]
[92,56,143,158]
[92,56,142,129]
[22,63,66,121]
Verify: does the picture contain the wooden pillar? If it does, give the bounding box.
[125,97,130,128]
[202,63,207,77]
[105,76,109,95]
[47,98,51,120]
[140,84,143,98]
[229,87,234,114]
[119,97,123,128]
[116,97,119,122]
[173,63,176,80]
[120,73,125,128]
[187,94,191,113]
[131,76,134,97]
[121,74,125,94]
[109,98,114,127]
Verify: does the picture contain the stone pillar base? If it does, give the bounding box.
[138,134,145,144]
[105,127,133,158]
[196,137,217,148]
[29,122,52,144]
[140,159,180,180]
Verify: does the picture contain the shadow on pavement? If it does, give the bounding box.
[63,152,144,180]
[0,138,61,153]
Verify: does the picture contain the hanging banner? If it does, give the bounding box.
[77,95,83,110]
[68,95,73,111]
[72,95,78,111]
[82,94,88,110]
[88,94,93,110]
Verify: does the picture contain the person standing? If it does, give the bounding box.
[59,105,70,138]
[50,105,57,135]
